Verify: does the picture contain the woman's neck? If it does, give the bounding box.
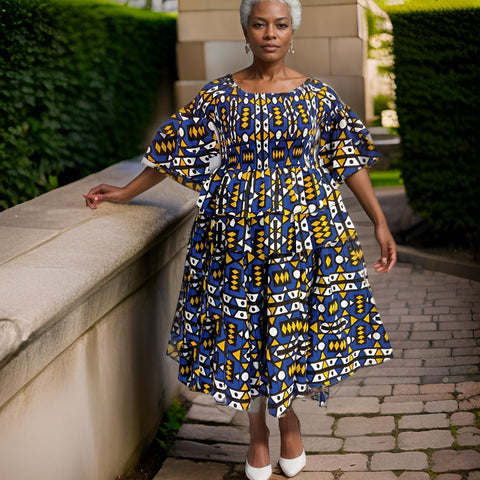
[242,61,291,81]
[232,62,306,94]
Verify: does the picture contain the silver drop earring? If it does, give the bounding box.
[289,42,295,54]
[245,42,250,54]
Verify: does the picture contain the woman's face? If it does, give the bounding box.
[244,1,294,63]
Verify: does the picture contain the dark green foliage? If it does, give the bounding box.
[0,0,177,209]
[388,6,480,251]
[155,398,185,455]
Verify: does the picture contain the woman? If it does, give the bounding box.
[85,1,396,478]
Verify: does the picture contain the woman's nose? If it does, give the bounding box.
[264,24,276,39]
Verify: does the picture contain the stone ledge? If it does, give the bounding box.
[0,159,198,405]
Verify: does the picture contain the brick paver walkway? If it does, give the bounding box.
[155,187,480,480]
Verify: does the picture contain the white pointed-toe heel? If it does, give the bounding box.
[279,450,306,478]
[245,460,272,480]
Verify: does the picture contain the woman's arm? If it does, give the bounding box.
[345,168,397,273]
[83,167,166,210]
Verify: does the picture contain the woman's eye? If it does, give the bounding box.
[253,22,265,28]
[277,23,288,29]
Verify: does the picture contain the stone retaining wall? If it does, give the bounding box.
[0,159,197,480]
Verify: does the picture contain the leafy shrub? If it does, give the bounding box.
[0,0,176,209]
[385,1,480,251]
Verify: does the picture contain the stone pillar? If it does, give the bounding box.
[175,0,370,121]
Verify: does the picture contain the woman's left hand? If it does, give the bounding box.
[374,223,397,273]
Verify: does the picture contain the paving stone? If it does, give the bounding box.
[435,475,462,480]
[400,314,432,323]
[343,435,395,452]
[451,411,476,426]
[169,439,248,463]
[398,429,454,450]
[335,416,395,436]
[191,395,219,406]
[424,306,451,314]
[412,322,439,331]
[456,426,480,447]
[290,473,334,480]
[306,453,368,472]
[398,473,431,480]
[435,298,474,307]
[398,413,449,430]
[370,452,428,471]
[450,365,480,376]
[394,384,419,395]
[380,401,424,414]
[298,411,335,435]
[457,382,480,398]
[153,458,230,480]
[177,423,249,444]
[404,345,452,358]
[303,436,343,453]
[423,357,455,367]
[384,358,423,368]
[411,331,452,340]
[453,330,476,339]
[424,400,458,413]
[340,473,397,480]
[436,339,478,348]
[293,396,330,415]
[332,386,362,397]
[468,472,480,480]
[432,449,480,472]
[231,410,249,427]
[326,397,380,415]
[453,355,480,366]
[394,340,430,350]
[186,404,236,424]
[383,393,454,403]
[363,376,422,386]
[419,383,456,394]
[449,375,480,384]
[439,321,476,331]
[459,396,480,411]
[453,346,480,356]
[359,385,392,396]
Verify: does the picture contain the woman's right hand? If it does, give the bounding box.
[84,167,166,210]
[83,184,129,210]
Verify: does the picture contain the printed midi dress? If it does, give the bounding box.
[142,75,393,417]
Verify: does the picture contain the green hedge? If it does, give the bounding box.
[386,2,480,250]
[0,0,177,210]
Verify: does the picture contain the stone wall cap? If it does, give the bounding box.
[0,159,197,367]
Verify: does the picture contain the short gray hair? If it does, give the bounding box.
[240,0,302,31]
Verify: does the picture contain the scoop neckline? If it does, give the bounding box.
[227,74,311,96]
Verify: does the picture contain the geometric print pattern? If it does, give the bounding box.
[145,75,393,417]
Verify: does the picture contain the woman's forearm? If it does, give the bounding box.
[84,166,166,209]
[121,167,166,202]
[345,168,387,227]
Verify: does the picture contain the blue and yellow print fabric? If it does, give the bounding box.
[143,75,393,417]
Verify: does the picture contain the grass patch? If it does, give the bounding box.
[369,169,403,187]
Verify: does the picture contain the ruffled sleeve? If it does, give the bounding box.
[142,91,220,192]
[318,87,380,184]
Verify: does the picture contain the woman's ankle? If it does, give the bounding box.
[279,410,303,459]
[248,407,270,468]
[248,426,270,467]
